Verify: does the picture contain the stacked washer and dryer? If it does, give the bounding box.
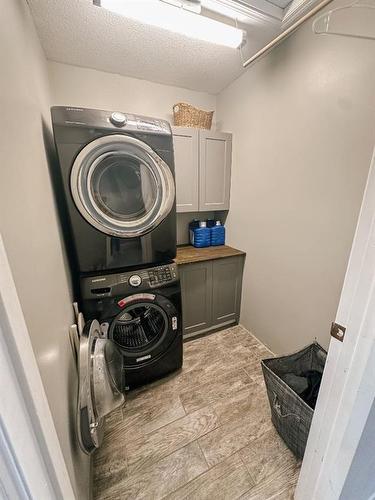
[51,107,183,453]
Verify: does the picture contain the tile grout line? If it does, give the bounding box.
[237,455,302,500]
[237,452,257,490]
[126,400,200,442]
[178,434,269,500]
[125,408,222,476]
[160,439,242,500]
[127,439,211,500]
[198,415,275,470]
[196,438,210,469]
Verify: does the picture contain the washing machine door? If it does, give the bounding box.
[70,135,175,238]
[108,293,179,365]
[77,319,125,455]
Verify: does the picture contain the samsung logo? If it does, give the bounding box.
[91,278,106,283]
[66,107,83,112]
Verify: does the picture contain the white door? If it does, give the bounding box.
[296,147,375,499]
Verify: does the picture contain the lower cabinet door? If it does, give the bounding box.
[212,256,244,327]
[180,261,213,337]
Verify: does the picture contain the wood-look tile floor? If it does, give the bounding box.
[93,325,301,500]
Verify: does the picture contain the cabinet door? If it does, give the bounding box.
[172,127,199,212]
[179,261,213,337]
[212,256,244,327]
[199,130,232,211]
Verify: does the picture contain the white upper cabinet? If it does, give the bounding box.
[199,130,232,211]
[172,128,232,213]
[172,127,199,213]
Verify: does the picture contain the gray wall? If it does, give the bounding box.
[0,1,90,498]
[217,0,375,353]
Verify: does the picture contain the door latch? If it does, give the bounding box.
[331,322,346,342]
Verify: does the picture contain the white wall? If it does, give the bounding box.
[48,61,216,124]
[217,0,375,353]
[0,2,90,498]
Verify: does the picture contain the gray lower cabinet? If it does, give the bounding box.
[179,255,244,339]
[212,256,243,327]
[179,260,213,337]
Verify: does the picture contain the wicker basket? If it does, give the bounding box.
[173,102,214,129]
[261,342,327,459]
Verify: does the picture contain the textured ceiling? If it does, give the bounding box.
[28,0,281,94]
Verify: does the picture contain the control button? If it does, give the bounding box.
[110,112,127,127]
[129,274,142,287]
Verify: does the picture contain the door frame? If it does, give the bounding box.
[0,234,75,499]
[296,146,375,499]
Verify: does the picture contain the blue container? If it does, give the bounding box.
[210,221,225,246]
[192,221,211,248]
[189,219,200,245]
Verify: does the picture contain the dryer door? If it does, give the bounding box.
[70,135,175,238]
[77,319,125,455]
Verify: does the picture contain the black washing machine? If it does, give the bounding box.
[51,106,176,275]
[80,262,182,390]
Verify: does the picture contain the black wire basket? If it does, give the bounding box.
[261,342,327,459]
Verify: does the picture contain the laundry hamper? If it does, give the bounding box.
[173,102,214,129]
[261,342,327,459]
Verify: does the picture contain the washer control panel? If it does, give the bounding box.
[81,263,179,299]
[148,264,177,287]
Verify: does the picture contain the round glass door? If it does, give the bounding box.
[71,135,175,237]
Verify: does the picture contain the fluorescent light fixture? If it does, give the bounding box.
[96,0,244,48]
[161,0,202,14]
[202,0,251,22]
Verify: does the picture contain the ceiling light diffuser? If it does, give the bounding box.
[95,0,244,48]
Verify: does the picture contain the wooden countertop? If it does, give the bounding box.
[175,245,246,265]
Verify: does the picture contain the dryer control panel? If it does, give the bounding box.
[81,263,179,299]
[51,106,171,136]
